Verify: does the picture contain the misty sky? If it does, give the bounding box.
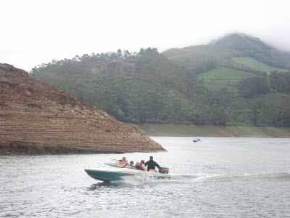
[0,0,290,71]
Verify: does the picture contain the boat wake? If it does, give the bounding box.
[87,171,290,189]
[143,172,290,184]
[171,172,290,183]
[202,172,290,182]
[93,156,290,187]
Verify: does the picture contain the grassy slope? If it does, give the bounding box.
[198,67,255,91]
[232,57,286,72]
[164,45,236,71]
[164,34,290,93]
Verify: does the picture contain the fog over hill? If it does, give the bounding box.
[1,0,290,70]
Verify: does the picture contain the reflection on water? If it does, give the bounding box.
[1,137,290,217]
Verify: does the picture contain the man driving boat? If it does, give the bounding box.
[145,156,161,172]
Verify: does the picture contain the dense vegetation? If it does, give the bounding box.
[32,34,290,127]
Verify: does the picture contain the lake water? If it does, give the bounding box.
[1,137,290,217]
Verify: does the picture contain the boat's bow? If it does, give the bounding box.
[85,169,133,182]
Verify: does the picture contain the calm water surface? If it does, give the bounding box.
[1,137,290,218]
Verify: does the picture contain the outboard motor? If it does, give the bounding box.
[159,167,169,174]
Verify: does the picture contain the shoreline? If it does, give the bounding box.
[0,145,165,156]
[138,124,290,138]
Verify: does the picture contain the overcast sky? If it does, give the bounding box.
[0,0,290,71]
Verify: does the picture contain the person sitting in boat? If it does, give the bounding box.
[140,160,146,170]
[118,157,128,168]
[135,160,146,170]
[145,156,161,172]
[135,161,140,169]
[129,161,134,168]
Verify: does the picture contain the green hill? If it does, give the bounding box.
[164,33,289,72]
[231,57,285,73]
[32,34,290,127]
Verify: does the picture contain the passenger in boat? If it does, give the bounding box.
[129,161,135,168]
[118,157,128,168]
[135,160,146,170]
[135,161,140,169]
[145,156,161,172]
[140,160,146,170]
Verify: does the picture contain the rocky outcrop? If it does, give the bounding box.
[0,64,164,154]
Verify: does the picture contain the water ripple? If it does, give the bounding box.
[1,137,290,217]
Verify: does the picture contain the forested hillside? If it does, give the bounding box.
[32,34,290,127]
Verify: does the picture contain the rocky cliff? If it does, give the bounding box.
[0,64,164,154]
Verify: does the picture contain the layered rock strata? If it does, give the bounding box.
[0,64,164,154]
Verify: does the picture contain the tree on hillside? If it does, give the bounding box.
[31,46,290,127]
[239,76,270,98]
[270,72,290,93]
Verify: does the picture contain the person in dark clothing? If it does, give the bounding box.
[145,156,161,172]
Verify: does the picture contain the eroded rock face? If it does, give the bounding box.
[0,64,164,154]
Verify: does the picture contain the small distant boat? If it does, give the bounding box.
[193,138,201,143]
